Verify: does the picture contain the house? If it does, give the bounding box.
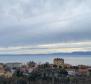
[0,68,5,76]
[78,68,88,76]
[66,69,77,76]
[64,63,72,69]
[4,71,13,78]
[0,63,4,68]
[87,68,91,76]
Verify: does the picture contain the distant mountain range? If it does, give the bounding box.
[50,51,91,55]
[0,51,91,56]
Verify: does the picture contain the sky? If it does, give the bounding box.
[0,0,91,54]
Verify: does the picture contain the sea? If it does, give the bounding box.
[0,54,91,66]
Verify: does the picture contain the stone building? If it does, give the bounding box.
[53,58,64,68]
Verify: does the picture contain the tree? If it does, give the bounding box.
[28,71,41,81]
[43,62,50,68]
[27,61,36,68]
[14,69,23,77]
[53,64,57,68]
[59,69,68,77]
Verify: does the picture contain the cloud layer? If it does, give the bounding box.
[0,0,91,53]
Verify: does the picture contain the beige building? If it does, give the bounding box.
[0,63,4,68]
[4,71,13,78]
[64,63,72,69]
[53,58,64,68]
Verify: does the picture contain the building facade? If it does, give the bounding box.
[53,58,64,68]
[6,63,22,69]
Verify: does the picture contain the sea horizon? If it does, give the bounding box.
[0,54,91,66]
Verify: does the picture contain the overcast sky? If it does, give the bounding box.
[0,0,91,54]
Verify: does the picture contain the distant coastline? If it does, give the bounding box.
[0,51,91,56]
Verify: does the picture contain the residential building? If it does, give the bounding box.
[6,63,22,69]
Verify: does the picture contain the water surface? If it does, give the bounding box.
[0,54,91,65]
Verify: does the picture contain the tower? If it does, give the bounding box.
[53,58,64,68]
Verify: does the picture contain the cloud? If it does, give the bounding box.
[0,41,91,54]
[0,0,91,52]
